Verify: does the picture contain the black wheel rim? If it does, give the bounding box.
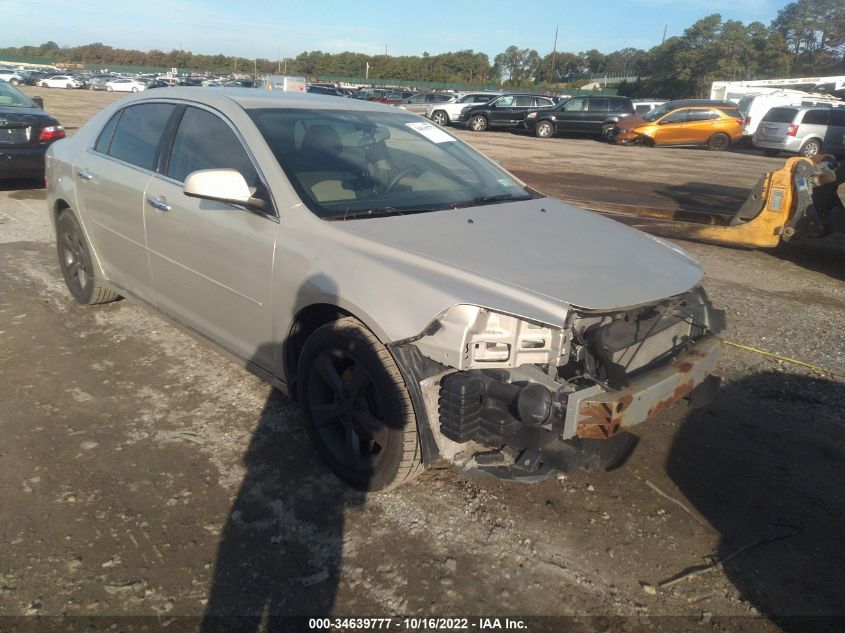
[711,135,728,150]
[307,351,388,472]
[59,225,89,294]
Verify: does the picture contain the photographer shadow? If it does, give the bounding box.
[666,371,845,631]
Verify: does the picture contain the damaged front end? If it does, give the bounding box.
[389,288,725,482]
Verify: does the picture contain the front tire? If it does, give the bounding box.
[469,115,488,132]
[66,83,73,89]
[106,86,113,92]
[131,87,138,93]
[56,209,120,305]
[10,79,19,86]
[298,317,423,491]
[431,110,449,126]
[535,120,554,138]
[707,132,730,151]
[600,123,616,140]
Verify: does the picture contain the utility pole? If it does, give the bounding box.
[253,58,257,78]
[661,24,667,45]
[277,47,280,73]
[366,61,370,80]
[551,25,558,84]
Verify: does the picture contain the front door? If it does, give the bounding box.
[652,109,694,145]
[143,105,277,366]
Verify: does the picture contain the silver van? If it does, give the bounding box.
[753,105,845,157]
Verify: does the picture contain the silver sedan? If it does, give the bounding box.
[46,89,725,490]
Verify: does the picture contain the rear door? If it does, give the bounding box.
[582,97,609,133]
[73,102,177,301]
[143,105,277,365]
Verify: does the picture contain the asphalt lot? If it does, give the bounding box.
[1,87,844,632]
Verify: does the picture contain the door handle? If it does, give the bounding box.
[147,196,172,213]
[77,168,93,181]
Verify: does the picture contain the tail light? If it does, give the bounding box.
[38,125,66,142]
[787,124,798,137]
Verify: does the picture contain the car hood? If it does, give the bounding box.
[616,114,647,129]
[332,197,703,313]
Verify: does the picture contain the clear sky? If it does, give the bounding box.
[6,0,789,60]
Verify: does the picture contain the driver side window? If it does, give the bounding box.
[495,96,514,108]
[563,98,585,111]
[166,107,258,187]
[661,109,689,124]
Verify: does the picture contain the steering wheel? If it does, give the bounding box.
[383,165,423,193]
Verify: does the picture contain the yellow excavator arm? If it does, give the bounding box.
[565,156,845,249]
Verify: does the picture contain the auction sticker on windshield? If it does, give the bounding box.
[405,121,455,143]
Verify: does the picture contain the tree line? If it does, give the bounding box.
[2,0,842,98]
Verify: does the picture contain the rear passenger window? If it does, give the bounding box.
[514,96,534,107]
[686,109,718,121]
[801,110,829,125]
[609,100,630,112]
[587,98,608,111]
[166,107,257,185]
[107,103,176,171]
[94,111,121,154]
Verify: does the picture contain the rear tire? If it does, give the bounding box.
[799,139,822,158]
[56,209,120,305]
[298,317,423,491]
[431,110,449,126]
[707,133,730,151]
[469,115,488,132]
[535,120,554,138]
[66,84,73,89]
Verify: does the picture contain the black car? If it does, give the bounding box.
[458,93,556,132]
[0,81,65,180]
[21,71,50,86]
[522,95,635,138]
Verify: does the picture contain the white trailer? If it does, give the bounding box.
[711,75,845,102]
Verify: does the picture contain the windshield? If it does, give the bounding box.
[0,81,36,108]
[642,103,674,122]
[249,108,537,220]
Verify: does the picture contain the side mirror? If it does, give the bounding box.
[183,169,264,209]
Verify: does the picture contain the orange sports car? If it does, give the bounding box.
[613,99,744,150]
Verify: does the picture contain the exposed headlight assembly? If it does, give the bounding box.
[413,305,568,370]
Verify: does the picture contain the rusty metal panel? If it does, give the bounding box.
[561,336,723,440]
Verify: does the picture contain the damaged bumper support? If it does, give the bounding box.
[394,334,722,483]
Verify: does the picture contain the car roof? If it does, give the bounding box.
[666,99,737,108]
[113,87,405,113]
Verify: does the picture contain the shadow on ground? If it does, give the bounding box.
[667,371,845,632]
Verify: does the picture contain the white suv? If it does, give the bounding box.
[0,70,23,85]
[426,92,502,126]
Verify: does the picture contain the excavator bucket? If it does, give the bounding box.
[567,156,845,249]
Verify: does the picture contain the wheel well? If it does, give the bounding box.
[284,303,352,393]
[53,199,70,224]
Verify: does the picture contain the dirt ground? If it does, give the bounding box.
[1,88,844,632]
